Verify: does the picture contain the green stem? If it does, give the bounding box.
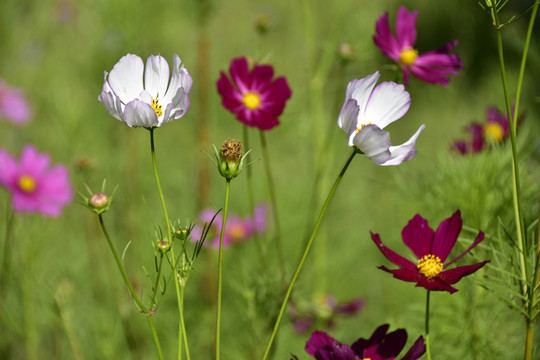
[261,148,357,359]
[216,179,231,360]
[259,131,286,284]
[148,128,188,360]
[150,254,164,306]
[0,202,15,312]
[425,290,432,360]
[98,214,164,360]
[493,9,529,297]
[179,284,191,360]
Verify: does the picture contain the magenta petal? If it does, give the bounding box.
[379,266,423,283]
[416,276,458,294]
[431,210,462,262]
[229,57,251,93]
[401,336,426,360]
[305,331,339,357]
[373,12,401,61]
[438,261,489,285]
[351,324,390,356]
[395,6,418,49]
[401,214,434,259]
[335,298,365,315]
[250,63,274,92]
[371,232,417,271]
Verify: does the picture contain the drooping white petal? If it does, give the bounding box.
[363,81,411,129]
[144,55,170,99]
[337,98,360,138]
[352,125,392,165]
[123,99,159,127]
[108,54,144,105]
[162,54,192,105]
[380,124,426,166]
[98,72,123,120]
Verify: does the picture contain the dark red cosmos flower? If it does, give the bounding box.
[371,210,489,294]
[452,105,524,154]
[300,324,425,360]
[216,57,292,130]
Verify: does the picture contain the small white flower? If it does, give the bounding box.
[98,53,192,128]
[337,71,425,166]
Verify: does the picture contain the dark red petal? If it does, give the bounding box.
[216,72,244,113]
[229,57,250,93]
[351,324,390,356]
[260,77,292,113]
[431,210,462,262]
[401,214,434,259]
[315,343,357,360]
[376,328,408,358]
[446,231,485,267]
[249,63,274,92]
[416,276,458,294]
[371,232,417,271]
[305,331,339,356]
[335,298,365,315]
[438,261,489,285]
[400,336,426,360]
[378,266,423,283]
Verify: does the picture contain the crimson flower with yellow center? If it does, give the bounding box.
[216,57,292,130]
[371,210,489,294]
[373,6,463,86]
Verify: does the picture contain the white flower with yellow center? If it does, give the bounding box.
[98,53,192,128]
[337,71,425,166]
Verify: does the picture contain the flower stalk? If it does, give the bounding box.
[425,290,432,360]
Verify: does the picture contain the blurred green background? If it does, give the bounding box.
[1,0,539,359]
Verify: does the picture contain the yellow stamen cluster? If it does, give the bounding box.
[242,92,261,110]
[356,122,373,134]
[399,47,419,66]
[484,122,504,143]
[18,175,36,193]
[151,98,163,117]
[417,254,444,278]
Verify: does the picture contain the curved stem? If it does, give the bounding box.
[216,179,231,360]
[150,254,164,307]
[259,131,286,284]
[425,290,432,360]
[261,148,357,359]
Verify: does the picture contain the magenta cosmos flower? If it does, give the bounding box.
[216,57,292,130]
[374,6,464,86]
[0,145,73,217]
[0,79,32,125]
[371,210,489,294]
[296,325,425,360]
[452,105,524,154]
[338,72,425,166]
[191,204,267,248]
[98,53,192,128]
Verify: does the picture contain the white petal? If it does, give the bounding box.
[98,72,123,120]
[348,72,380,115]
[380,124,426,166]
[337,98,359,135]
[352,125,392,165]
[162,54,192,104]
[108,54,144,105]
[144,55,170,99]
[123,99,159,127]
[363,81,411,129]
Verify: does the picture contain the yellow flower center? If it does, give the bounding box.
[242,92,261,110]
[484,122,504,143]
[417,254,444,278]
[151,98,163,117]
[356,122,373,134]
[399,47,419,66]
[229,223,246,241]
[18,175,36,193]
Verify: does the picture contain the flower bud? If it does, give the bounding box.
[338,43,356,62]
[157,240,170,253]
[174,227,190,241]
[89,192,108,209]
[214,139,250,180]
[254,13,272,34]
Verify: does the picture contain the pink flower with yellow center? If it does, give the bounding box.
[0,145,73,217]
[0,79,32,125]
[216,57,292,130]
[371,210,489,294]
[374,6,464,86]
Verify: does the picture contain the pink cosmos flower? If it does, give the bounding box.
[371,210,489,294]
[0,145,73,217]
[374,6,464,86]
[216,57,292,130]
[452,105,524,154]
[0,79,32,125]
[191,204,267,248]
[295,325,425,360]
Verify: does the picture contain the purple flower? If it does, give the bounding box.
[0,79,32,125]
[0,145,73,217]
[217,57,292,130]
[452,105,523,154]
[302,325,425,360]
[98,53,192,128]
[191,204,267,248]
[371,210,489,294]
[290,294,365,334]
[337,72,425,166]
[373,6,464,86]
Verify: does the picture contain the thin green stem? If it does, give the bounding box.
[493,10,529,296]
[259,131,286,284]
[179,284,191,360]
[0,202,15,304]
[216,179,231,360]
[150,254,164,306]
[425,290,432,360]
[261,148,357,359]
[98,214,164,360]
[148,128,188,360]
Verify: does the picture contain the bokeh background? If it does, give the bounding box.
[1,0,540,359]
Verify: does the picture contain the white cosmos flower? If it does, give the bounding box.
[337,71,425,166]
[98,53,192,128]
